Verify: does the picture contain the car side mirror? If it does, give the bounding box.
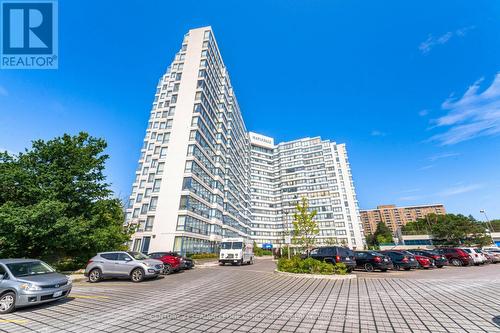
[125,257,132,261]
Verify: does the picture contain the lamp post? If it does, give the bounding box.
[480,209,495,245]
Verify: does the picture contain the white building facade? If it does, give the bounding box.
[125,26,365,254]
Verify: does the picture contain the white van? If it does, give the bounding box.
[219,238,254,265]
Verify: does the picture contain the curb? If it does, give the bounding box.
[69,274,87,283]
[274,269,356,280]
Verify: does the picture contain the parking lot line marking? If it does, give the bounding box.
[0,319,28,324]
[70,294,110,299]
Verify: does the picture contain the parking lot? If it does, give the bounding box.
[1,258,499,333]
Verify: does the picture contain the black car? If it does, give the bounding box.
[304,246,356,272]
[354,251,393,272]
[407,249,449,268]
[165,252,194,270]
[380,251,419,270]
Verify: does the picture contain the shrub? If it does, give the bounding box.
[277,257,347,275]
[188,253,218,260]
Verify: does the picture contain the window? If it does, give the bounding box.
[153,179,161,192]
[136,193,143,203]
[157,162,165,174]
[144,188,152,198]
[132,208,140,218]
[133,239,142,252]
[141,237,151,254]
[149,197,158,211]
[145,216,154,231]
[141,203,149,214]
[148,173,155,182]
[160,148,167,158]
[100,253,118,261]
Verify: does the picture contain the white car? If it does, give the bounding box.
[460,248,487,265]
[481,247,500,263]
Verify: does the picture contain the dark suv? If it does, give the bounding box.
[435,248,473,266]
[380,251,419,270]
[304,247,356,272]
[354,251,393,272]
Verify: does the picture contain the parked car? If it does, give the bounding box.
[84,251,163,283]
[460,247,487,265]
[354,251,393,272]
[407,249,449,268]
[155,252,194,270]
[303,246,356,272]
[435,248,474,266]
[482,247,500,263]
[380,251,418,270]
[148,252,182,274]
[0,259,72,314]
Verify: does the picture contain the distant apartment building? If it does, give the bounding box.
[360,204,446,234]
[124,26,365,255]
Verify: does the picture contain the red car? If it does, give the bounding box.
[148,252,182,274]
[400,251,433,268]
[436,248,474,266]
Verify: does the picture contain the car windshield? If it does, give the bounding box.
[6,261,55,277]
[463,249,471,253]
[220,242,243,249]
[474,249,482,253]
[127,252,149,260]
[368,251,382,256]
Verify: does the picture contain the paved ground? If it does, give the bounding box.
[1,258,499,333]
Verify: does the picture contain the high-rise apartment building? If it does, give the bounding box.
[360,204,446,234]
[125,26,365,254]
[249,133,364,249]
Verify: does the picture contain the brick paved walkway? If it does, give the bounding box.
[1,259,499,332]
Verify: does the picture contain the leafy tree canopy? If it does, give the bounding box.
[402,213,490,247]
[0,133,131,268]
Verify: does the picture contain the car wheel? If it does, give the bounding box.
[250,257,255,265]
[451,259,462,266]
[380,269,388,272]
[219,262,225,266]
[437,265,443,268]
[163,264,173,275]
[0,292,16,314]
[88,268,102,283]
[131,268,145,283]
[364,263,375,272]
[393,264,400,271]
[404,267,411,271]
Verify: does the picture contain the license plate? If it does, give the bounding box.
[53,291,63,298]
[410,258,415,261]
[345,258,350,261]
[383,258,388,262]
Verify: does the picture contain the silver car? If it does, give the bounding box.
[0,259,72,314]
[84,251,163,283]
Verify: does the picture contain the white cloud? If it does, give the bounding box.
[418,109,429,117]
[0,86,8,97]
[419,26,475,54]
[428,152,460,161]
[428,73,500,145]
[438,184,483,197]
[418,165,434,171]
[370,130,387,137]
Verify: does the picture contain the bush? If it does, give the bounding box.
[277,257,347,275]
[188,253,218,260]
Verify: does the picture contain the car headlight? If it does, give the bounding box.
[66,276,73,285]
[20,283,42,291]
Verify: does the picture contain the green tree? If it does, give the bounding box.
[0,132,131,269]
[420,214,488,246]
[488,220,500,232]
[292,197,319,252]
[373,222,393,244]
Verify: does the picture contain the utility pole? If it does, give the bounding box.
[480,209,495,245]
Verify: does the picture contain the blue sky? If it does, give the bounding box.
[1,1,499,219]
